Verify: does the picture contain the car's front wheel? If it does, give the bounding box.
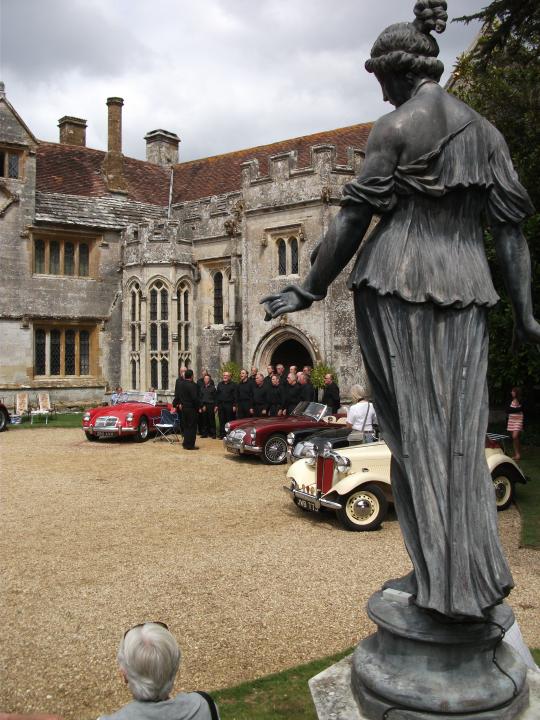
[262,434,288,464]
[337,483,388,531]
[492,469,514,511]
[0,408,8,432]
[135,417,149,442]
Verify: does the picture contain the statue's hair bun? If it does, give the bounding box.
[413,0,448,35]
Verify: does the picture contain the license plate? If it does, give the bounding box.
[295,497,318,512]
[96,431,110,438]
[226,445,240,454]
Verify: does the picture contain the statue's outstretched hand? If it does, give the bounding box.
[512,319,540,354]
[261,285,313,321]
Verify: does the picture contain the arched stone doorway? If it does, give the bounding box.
[271,338,312,371]
[253,325,319,372]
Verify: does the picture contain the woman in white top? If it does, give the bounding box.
[347,384,377,440]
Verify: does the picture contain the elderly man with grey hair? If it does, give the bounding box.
[98,622,219,720]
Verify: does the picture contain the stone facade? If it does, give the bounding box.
[0,83,371,407]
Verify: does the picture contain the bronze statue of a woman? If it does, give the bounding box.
[263,0,538,621]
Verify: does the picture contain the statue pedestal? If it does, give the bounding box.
[310,590,536,720]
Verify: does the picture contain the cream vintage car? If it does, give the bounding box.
[284,433,526,531]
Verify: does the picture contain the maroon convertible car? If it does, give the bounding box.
[223,401,344,464]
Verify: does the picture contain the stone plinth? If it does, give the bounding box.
[310,589,537,720]
[310,659,540,720]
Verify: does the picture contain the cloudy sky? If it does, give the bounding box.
[1,0,486,162]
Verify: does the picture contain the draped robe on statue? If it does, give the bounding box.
[342,116,534,619]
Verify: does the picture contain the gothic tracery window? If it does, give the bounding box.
[213,272,224,324]
[290,237,299,274]
[148,280,170,391]
[278,239,286,275]
[128,282,142,389]
[177,280,192,368]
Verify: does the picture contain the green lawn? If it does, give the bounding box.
[515,447,540,548]
[8,412,84,430]
[213,648,352,720]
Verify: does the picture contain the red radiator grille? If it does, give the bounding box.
[316,455,335,494]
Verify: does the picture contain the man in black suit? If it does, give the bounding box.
[216,370,237,438]
[298,371,317,402]
[321,373,341,414]
[175,368,199,450]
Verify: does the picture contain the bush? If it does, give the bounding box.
[220,361,242,383]
[310,363,337,390]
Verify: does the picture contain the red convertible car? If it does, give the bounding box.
[82,391,170,442]
[223,401,344,464]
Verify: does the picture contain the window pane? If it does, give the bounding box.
[150,289,158,320]
[64,242,75,275]
[184,325,189,351]
[160,289,168,320]
[65,329,76,374]
[50,329,61,375]
[184,290,189,322]
[151,358,158,390]
[161,323,168,351]
[80,331,90,374]
[79,243,89,276]
[278,239,286,275]
[50,241,60,275]
[131,359,138,390]
[290,237,299,274]
[35,329,46,375]
[150,323,158,351]
[131,292,137,322]
[131,324,136,351]
[0,151,5,177]
[8,153,20,179]
[214,272,223,324]
[161,359,169,390]
[35,239,45,274]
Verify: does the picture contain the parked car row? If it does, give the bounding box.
[221,402,527,531]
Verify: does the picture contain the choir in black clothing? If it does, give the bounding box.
[171,364,338,441]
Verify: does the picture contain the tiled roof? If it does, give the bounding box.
[171,123,372,202]
[36,143,170,206]
[35,122,372,207]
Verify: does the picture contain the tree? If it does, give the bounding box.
[452,1,540,406]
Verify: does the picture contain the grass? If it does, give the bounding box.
[213,648,352,720]
[213,645,539,719]
[8,412,83,430]
[515,446,540,549]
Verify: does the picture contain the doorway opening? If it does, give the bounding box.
[270,338,312,372]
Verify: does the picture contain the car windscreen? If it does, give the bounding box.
[116,391,157,405]
[292,401,326,421]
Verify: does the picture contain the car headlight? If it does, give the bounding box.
[224,422,231,434]
[83,412,91,422]
[126,412,134,422]
[287,432,295,446]
[335,454,351,474]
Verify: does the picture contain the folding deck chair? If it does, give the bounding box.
[154,409,182,443]
[31,391,56,424]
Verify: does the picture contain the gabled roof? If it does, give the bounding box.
[0,91,39,146]
[171,123,372,203]
[36,143,170,206]
[35,122,372,207]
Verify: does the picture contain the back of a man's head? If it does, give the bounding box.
[118,623,181,702]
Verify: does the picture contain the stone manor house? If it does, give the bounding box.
[0,82,371,406]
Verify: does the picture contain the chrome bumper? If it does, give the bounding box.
[85,426,137,436]
[223,437,262,455]
[283,484,342,511]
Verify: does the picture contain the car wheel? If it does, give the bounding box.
[492,469,514,511]
[337,484,388,531]
[0,409,8,432]
[262,434,288,464]
[85,432,99,442]
[135,417,149,442]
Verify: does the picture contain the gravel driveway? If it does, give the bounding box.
[1,428,538,719]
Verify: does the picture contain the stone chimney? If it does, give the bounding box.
[103,97,127,193]
[144,129,180,167]
[58,116,87,146]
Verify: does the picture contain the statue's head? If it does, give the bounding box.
[366,1,448,103]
